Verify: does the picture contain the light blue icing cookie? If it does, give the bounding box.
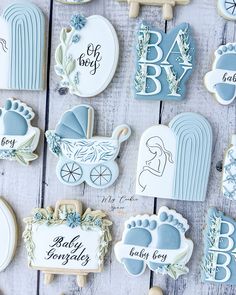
[135,23,195,101]
[0,3,45,90]
[169,113,213,201]
[136,113,213,201]
[202,208,236,285]
[115,207,193,279]
[0,98,40,165]
[205,43,236,105]
[46,105,131,188]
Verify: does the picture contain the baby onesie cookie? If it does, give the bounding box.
[55,14,119,97]
[114,206,193,279]
[218,0,236,20]
[23,199,112,287]
[46,105,131,188]
[205,43,236,105]
[0,198,17,272]
[0,98,40,165]
[222,134,236,200]
[117,0,189,20]
[0,3,45,90]
[135,23,195,101]
[136,113,213,201]
[202,208,236,284]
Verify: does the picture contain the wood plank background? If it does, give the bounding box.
[0,0,236,294]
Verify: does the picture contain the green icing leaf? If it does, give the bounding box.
[60,29,67,44]
[66,59,76,75]
[55,45,63,65]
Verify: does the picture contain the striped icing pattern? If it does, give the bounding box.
[3,3,45,90]
[169,113,213,201]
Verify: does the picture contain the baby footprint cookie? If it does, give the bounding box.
[0,98,40,165]
[205,43,236,105]
[114,207,193,279]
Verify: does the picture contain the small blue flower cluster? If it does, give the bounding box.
[70,15,87,31]
[66,212,81,228]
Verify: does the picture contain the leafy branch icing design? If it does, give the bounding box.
[55,15,87,94]
[0,135,38,165]
[23,205,112,265]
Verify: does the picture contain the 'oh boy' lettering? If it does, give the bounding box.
[135,23,195,101]
[203,208,236,285]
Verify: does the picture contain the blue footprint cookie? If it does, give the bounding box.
[114,207,193,279]
[205,43,236,105]
[0,98,40,165]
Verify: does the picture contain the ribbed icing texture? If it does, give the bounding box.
[169,113,213,201]
[3,3,45,90]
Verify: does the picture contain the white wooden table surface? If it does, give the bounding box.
[0,0,236,294]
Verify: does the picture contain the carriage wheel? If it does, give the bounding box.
[224,0,236,16]
[90,164,112,187]
[60,161,83,184]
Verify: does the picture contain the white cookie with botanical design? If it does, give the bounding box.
[23,200,112,287]
[55,14,119,97]
[0,98,40,165]
[0,198,17,272]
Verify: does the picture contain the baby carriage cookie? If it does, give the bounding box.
[222,134,236,200]
[202,208,236,285]
[114,206,193,279]
[23,199,112,287]
[0,98,40,165]
[218,0,236,20]
[205,43,236,105]
[0,198,17,272]
[0,3,45,90]
[136,113,213,201]
[46,105,131,188]
[135,23,195,101]
[117,0,189,20]
[55,14,119,97]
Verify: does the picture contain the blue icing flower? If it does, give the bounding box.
[74,72,80,85]
[33,211,43,221]
[72,34,80,44]
[70,15,87,31]
[94,218,102,227]
[66,212,81,228]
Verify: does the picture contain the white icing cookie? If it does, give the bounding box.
[218,0,236,20]
[0,3,45,90]
[23,200,112,287]
[0,198,17,272]
[55,14,119,97]
[205,43,236,105]
[114,206,193,279]
[149,287,163,295]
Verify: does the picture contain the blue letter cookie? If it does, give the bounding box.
[134,23,195,101]
[202,208,236,285]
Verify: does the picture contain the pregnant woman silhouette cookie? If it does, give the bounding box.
[138,136,174,192]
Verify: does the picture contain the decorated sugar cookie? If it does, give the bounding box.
[0,3,45,90]
[0,198,17,271]
[115,207,193,279]
[205,43,236,105]
[55,14,119,97]
[135,23,195,101]
[23,200,112,287]
[218,0,236,20]
[222,134,236,200]
[46,105,131,188]
[0,98,40,165]
[118,0,189,20]
[136,113,213,201]
[202,208,236,284]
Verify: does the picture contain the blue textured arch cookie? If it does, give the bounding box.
[134,23,195,101]
[0,3,45,90]
[115,206,193,279]
[205,43,236,105]
[136,112,213,201]
[202,208,236,285]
